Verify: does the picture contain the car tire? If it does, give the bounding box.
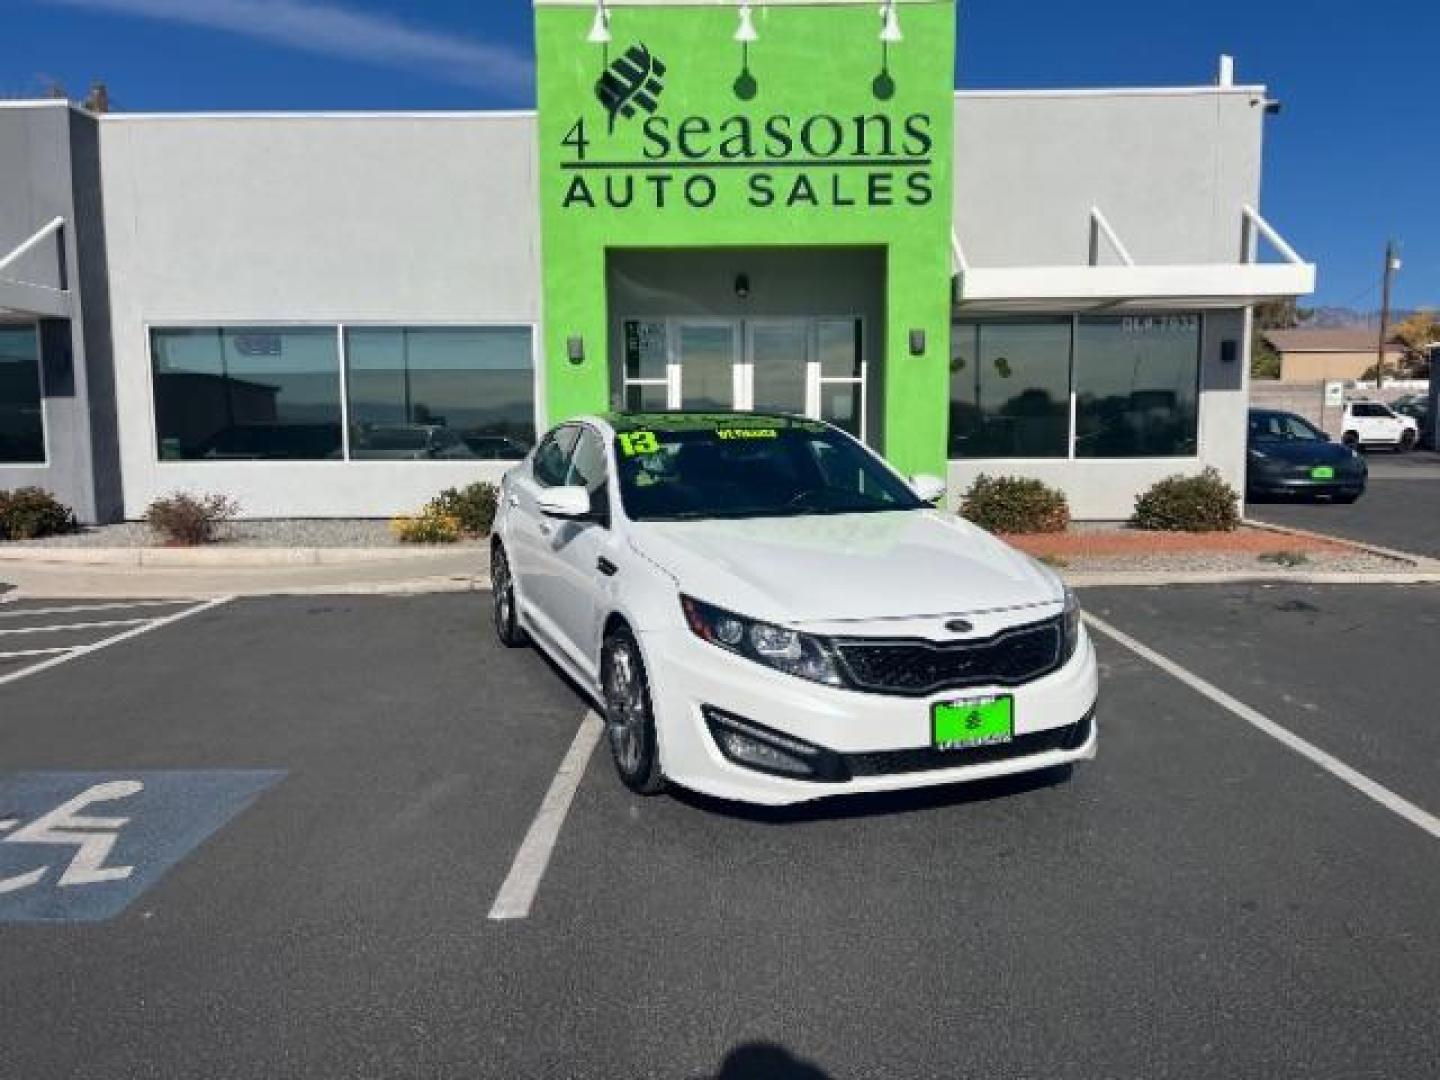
[1334,492,1361,504]
[1341,431,1360,450]
[1399,429,1417,453]
[491,544,529,648]
[601,627,667,796]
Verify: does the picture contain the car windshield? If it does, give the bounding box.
[1251,413,1325,442]
[612,415,926,521]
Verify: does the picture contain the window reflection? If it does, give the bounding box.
[1075,316,1199,458]
[0,325,44,464]
[345,327,534,460]
[152,327,342,461]
[950,320,1070,458]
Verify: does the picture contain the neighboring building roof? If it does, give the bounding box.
[1263,328,1403,353]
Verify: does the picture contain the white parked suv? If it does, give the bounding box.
[491,412,1098,807]
[1342,400,1419,452]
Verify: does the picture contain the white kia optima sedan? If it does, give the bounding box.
[492,412,1098,806]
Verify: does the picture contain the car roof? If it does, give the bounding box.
[597,410,828,434]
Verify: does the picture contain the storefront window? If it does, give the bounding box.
[345,327,534,460]
[1075,315,1200,458]
[950,320,1070,458]
[0,325,44,463]
[152,327,343,460]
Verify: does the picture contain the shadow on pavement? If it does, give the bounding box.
[671,763,1074,825]
[693,1042,831,1079]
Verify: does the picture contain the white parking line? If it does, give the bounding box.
[0,618,152,637]
[0,596,233,689]
[0,647,74,661]
[488,710,604,921]
[1084,612,1440,842]
[0,600,195,620]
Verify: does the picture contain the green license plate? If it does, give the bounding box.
[1310,466,1335,479]
[932,696,1015,751]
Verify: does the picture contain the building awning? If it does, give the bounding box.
[0,216,71,320]
[952,205,1316,313]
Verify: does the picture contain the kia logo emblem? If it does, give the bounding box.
[944,619,973,634]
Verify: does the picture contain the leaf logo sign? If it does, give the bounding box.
[596,44,667,132]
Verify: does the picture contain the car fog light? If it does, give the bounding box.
[714,728,815,777]
[702,707,850,782]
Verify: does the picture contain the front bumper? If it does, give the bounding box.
[639,623,1099,806]
[1248,474,1366,498]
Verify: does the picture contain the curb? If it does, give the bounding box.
[1066,570,1440,588]
[0,545,486,568]
[1241,517,1439,569]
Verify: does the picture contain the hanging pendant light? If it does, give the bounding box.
[880,1,903,43]
[587,0,611,45]
[735,3,759,43]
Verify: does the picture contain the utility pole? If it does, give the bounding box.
[1376,239,1400,391]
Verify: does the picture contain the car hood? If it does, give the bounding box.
[1252,440,1360,467]
[628,510,1060,625]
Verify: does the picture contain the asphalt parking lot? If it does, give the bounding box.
[1,585,1438,1078]
[1249,449,1440,557]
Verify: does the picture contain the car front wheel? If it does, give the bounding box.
[1399,429,1417,452]
[1341,431,1360,450]
[602,628,666,796]
[491,544,529,648]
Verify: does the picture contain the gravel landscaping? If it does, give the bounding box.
[2,519,484,549]
[1045,550,1410,575]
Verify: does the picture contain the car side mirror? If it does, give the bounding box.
[536,486,593,520]
[910,474,947,505]
[1320,431,1332,442]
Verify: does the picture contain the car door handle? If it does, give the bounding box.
[597,556,618,577]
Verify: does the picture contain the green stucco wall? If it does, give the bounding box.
[535,0,956,478]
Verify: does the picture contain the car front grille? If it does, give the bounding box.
[833,615,1064,697]
[843,710,1093,778]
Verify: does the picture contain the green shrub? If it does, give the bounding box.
[0,487,78,541]
[1131,468,1240,533]
[426,482,498,536]
[144,492,240,546]
[390,507,461,544]
[959,475,1070,535]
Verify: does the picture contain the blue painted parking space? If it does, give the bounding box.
[0,770,283,922]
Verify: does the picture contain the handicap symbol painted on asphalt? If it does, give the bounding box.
[0,771,283,923]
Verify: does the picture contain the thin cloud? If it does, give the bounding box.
[40,0,533,94]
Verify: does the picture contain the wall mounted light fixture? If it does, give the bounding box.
[909,329,926,356]
[734,273,752,300]
[567,335,586,364]
[735,3,758,43]
[873,1,900,99]
[586,0,611,45]
[733,3,759,99]
[880,1,903,43]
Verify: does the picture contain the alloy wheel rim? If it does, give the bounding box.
[494,556,512,628]
[606,644,645,774]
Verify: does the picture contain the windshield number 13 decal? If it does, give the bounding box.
[618,432,660,457]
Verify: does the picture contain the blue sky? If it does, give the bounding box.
[6,0,1436,311]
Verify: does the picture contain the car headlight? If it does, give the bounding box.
[681,595,845,687]
[1061,586,1082,662]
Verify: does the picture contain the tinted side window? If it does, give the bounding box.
[567,428,609,494]
[532,426,579,487]
[1352,403,1388,418]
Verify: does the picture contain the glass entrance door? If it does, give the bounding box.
[617,316,866,439]
[674,322,739,410]
[746,320,809,417]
